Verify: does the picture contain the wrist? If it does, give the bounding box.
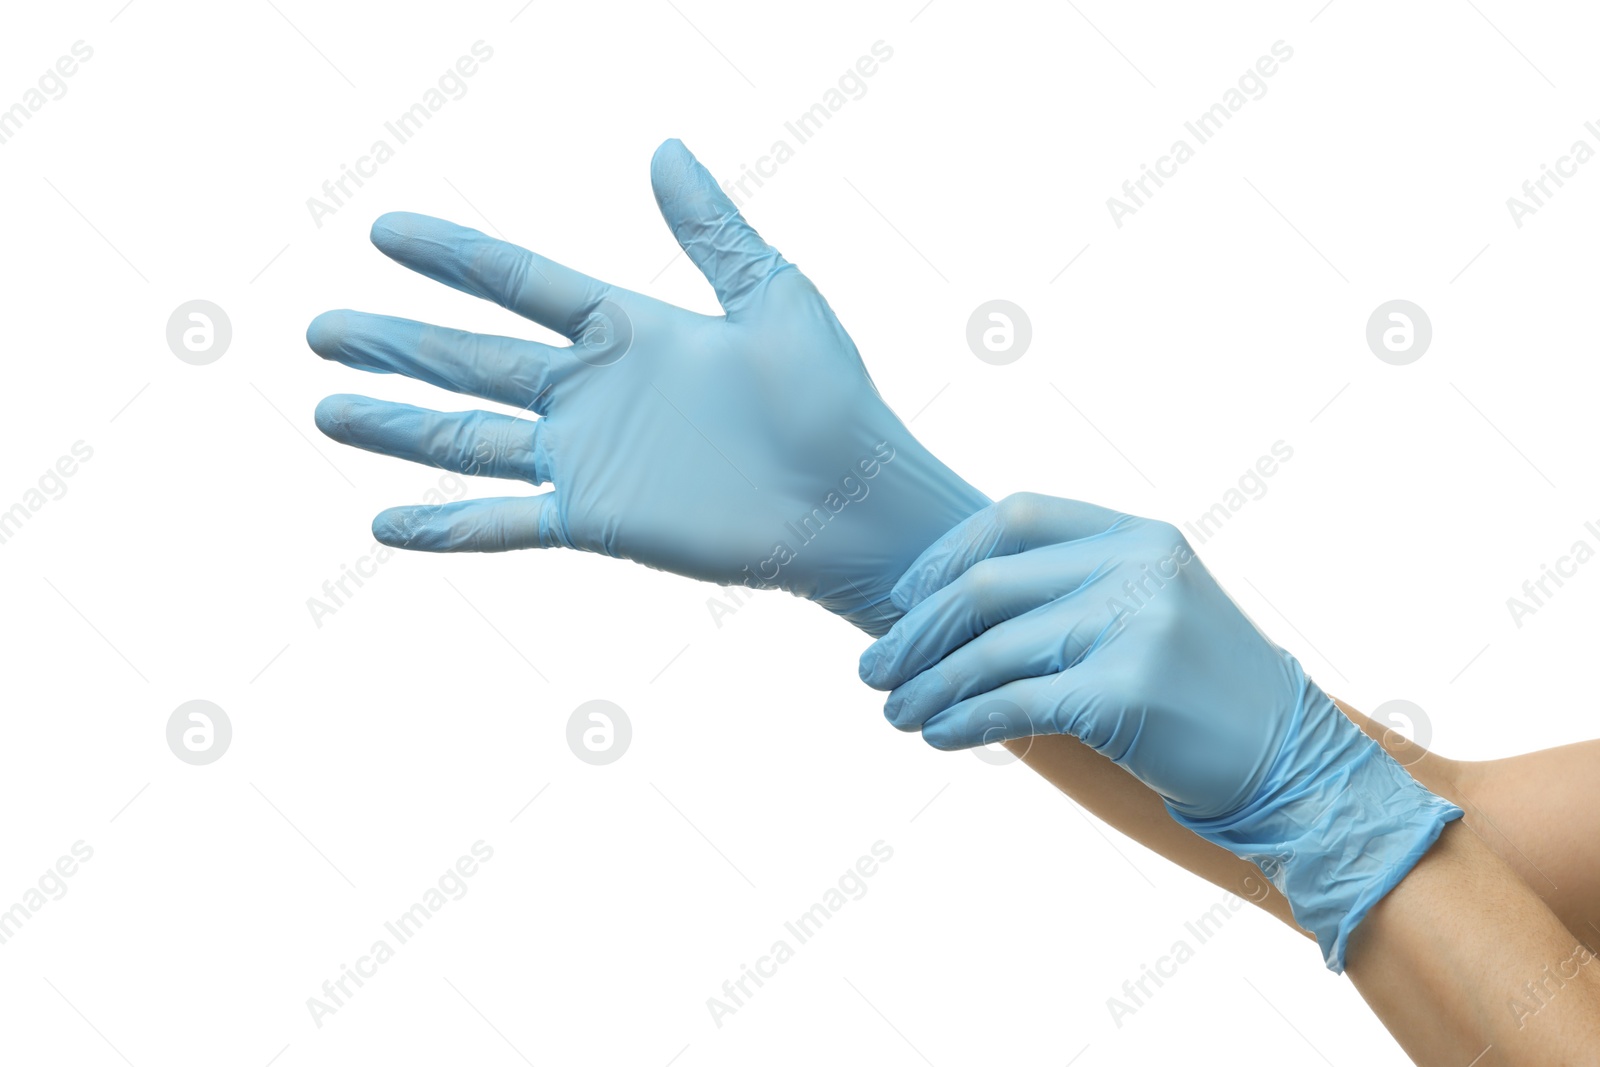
[1267,745,1462,973]
[1175,683,1465,972]
[808,435,989,636]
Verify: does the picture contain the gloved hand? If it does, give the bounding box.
[308,139,988,634]
[858,493,1464,971]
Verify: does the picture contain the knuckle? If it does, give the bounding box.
[1124,517,1190,560]
[1143,518,1186,549]
[482,241,526,295]
[962,557,1008,610]
[994,491,1046,538]
[1138,593,1188,643]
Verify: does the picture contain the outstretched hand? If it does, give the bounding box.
[309,139,987,633]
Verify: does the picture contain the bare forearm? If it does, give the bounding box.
[1009,708,1600,1061]
[1008,734,1306,933]
[1456,743,1600,941]
[1345,820,1600,1064]
[1013,705,1600,950]
[1341,701,1600,943]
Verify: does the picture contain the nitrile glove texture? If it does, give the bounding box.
[860,494,1463,970]
[310,139,988,634]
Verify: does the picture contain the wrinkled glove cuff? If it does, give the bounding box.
[1176,689,1464,973]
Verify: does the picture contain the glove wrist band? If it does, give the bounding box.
[1178,688,1464,972]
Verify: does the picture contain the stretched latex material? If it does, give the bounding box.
[310,139,988,634]
[861,494,1463,970]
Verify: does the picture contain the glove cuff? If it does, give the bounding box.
[1177,687,1464,973]
[831,591,903,637]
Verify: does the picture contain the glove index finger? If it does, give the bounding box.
[890,493,1125,614]
[862,539,1106,691]
[920,671,1097,752]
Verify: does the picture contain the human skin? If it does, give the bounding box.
[307,146,1600,1059]
[1001,731,1308,930]
[1004,704,1600,945]
[1002,706,1600,1062]
[1392,734,1600,947]
[1346,820,1600,1065]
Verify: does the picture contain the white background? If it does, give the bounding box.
[2,1,1596,1064]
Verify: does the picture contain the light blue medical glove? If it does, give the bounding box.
[308,139,988,634]
[858,493,1464,971]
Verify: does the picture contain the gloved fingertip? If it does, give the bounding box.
[313,394,355,437]
[882,693,916,732]
[372,508,415,547]
[651,136,688,164]
[883,700,920,733]
[857,644,886,686]
[921,725,967,752]
[649,137,692,187]
[305,309,353,357]
[369,211,414,247]
[892,501,1002,612]
[888,574,923,615]
[650,138,727,219]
